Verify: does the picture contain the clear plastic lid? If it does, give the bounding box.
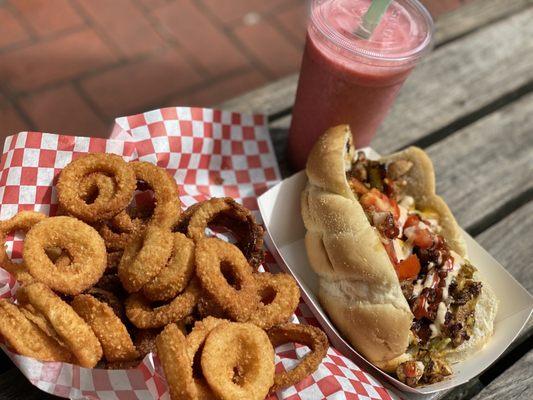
[311,0,434,65]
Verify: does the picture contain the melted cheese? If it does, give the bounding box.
[392,238,413,262]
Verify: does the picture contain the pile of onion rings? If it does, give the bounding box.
[0,152,329,398]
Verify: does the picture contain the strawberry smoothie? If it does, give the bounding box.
[288,0,433,169]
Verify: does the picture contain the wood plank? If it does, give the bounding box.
[471,349,533,400]
[475,199,533,340]
[373,8,533,153]
[218,1,532,116]
[477,201,533,294]
[424,92,533,230]
[434,0,533,45]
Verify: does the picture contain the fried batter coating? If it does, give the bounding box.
[187,197,264,269]
[201,322,274,400]
[130,161,181,228]
[195,238,259,322]
[142,233,195,302]
[118,225,173,293]
[248,272,300,329]
[23,216,107,295]
[267,323,329,392]
[125,279,200,329]
[0,299,72,362]
[16,282,103,368]
[156,324,198,400]
[0,211,46,284]
[57,153,136,223]
[71,294,139,362]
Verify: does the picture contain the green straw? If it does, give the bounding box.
[354,0,393,39]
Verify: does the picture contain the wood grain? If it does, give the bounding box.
[372,8,533,153]
[434,0,533,45]
[424,92,533,230]
[471,349,533,400]
[476,201,533,294]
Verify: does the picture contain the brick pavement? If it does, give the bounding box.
[0,0,469,140]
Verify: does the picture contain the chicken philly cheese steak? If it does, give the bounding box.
[301,125,498,386]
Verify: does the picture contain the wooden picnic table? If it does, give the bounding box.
[0,0,531,399]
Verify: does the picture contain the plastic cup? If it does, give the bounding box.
[288,0,434,170]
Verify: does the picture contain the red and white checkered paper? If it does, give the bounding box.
[0,107,399,400]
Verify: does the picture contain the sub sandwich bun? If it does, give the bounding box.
[301,125,497,386]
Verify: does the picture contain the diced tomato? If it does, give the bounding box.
[404,362,419,378]
[348,177,369,195]
[404,214,420,229]
[412,296,430,320]
[360,189,400,220]
[411,229,434,249]
[395,254,421,281]
[404,214,434,249]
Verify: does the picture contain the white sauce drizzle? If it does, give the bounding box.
[430,302,448,338]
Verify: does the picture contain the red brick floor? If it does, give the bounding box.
[0,0,469,140]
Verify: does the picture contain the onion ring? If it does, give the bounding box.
[71,294,139,362]
[172,202,202,234]
[0,299,72,362]
[125,279,200,329]
[184,317,227,399]
[57,153,136,223]
[19,304,68,347]
[0,211,46,284]
[187,197,264,269]
[79,173,145,250]
[267,323,329,392]
[77,172,116,204]
[118,225,174,293]
[23,216,107,295]
[247,272,300,329]
[16,282,103,367]
[201,322,275,400]
[85,287,124,320]
[195,238,259,322]
[155,323,197,400]
[185,316,229,362]
[130,161,181,228]
[99,211,145,251]
[142,233,195,302]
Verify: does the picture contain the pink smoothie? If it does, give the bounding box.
[288,0,433,169]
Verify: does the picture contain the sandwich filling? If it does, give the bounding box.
[346,151,482,387]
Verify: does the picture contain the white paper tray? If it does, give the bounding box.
[257,149,533,396]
